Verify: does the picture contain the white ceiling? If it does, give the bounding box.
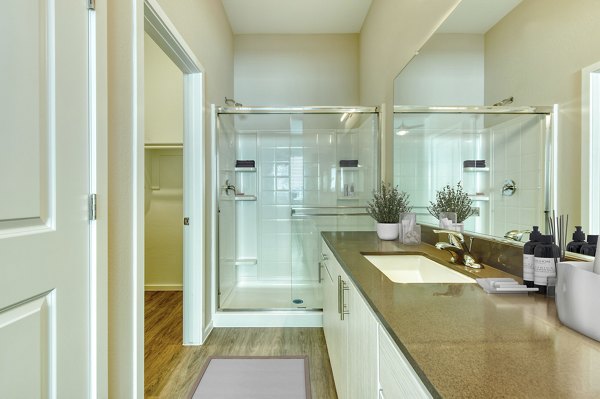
[221,0,374,34]
[437,0,523,34]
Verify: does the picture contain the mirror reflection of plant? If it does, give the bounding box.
[427,182,476,223]
[367,182,412,223]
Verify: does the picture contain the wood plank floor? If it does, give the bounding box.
[145,291,338,398]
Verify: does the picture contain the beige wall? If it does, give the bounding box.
[234,34,359,105]
[108,0,233,396]
[144,32,183,144]
[359,0,461,181]
[144,149,184,289]
[485,0,600,226]
[394,33,484,106]
[108,1,143,397]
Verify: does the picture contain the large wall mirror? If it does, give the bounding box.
[392,0,600,255]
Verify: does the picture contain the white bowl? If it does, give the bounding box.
[556,261,600,342]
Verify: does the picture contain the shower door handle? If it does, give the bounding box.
[222,179,237,196]
[318,261,324,283]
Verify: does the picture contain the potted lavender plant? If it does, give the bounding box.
[367,182,412,240]
[427,182,476,230]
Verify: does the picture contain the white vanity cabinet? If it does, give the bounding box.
[321,239,379,399]
[321,238,432,399]
[321,243,348,399]
[347,281,378,399]
[378,326,432,399]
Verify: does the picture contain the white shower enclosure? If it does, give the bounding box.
[215,106,379,311]
[393,106,555,237]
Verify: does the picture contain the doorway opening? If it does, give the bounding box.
[143,0,206,346]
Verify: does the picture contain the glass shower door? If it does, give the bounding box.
[217,117,237,309]
[290,207,373,309]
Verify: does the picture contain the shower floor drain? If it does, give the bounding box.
[292,299,304,304]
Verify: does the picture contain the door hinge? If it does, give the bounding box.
[89,194,97,221]
[184,217,190,225]
[88,0,95,10]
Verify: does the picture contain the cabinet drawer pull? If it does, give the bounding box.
[337,275,342,315]
[340,279,350,321]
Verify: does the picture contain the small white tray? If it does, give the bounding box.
[476,278,538,294]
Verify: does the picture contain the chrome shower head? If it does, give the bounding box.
[493,96,514,106]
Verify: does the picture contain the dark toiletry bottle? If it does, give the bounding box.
[566,226,586,253]
[580,235,598,256]
[523,226,542,288]
[533,235,559,295]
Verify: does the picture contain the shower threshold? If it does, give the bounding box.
[220,282,323,311]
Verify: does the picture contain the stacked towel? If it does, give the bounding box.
[476,278,538,294]
[339,160,359,167]
[463,159,486,168]
[236,160,255,168]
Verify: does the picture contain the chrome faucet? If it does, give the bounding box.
[433,229,483,269]
[504,229,531,242]
[222,179,237,195]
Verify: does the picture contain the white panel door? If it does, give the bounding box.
[0,1,91,398]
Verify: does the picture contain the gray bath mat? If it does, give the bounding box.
[188,356,312,399]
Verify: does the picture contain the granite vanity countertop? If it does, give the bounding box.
[322,231,600,399]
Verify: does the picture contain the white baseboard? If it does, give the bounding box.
[213,311,323,328]
[144,284,183,291]
[202,321,214,343]
[182,320,213,346]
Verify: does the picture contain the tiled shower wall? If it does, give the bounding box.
[393,113,545,237]
[393,114,486,232]
[232,121,377,286]
[489,115,544,237]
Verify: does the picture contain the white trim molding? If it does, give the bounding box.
[581,61,600,233]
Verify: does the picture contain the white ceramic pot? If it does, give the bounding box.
[376,223,399,240]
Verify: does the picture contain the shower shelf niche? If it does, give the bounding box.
[235,258,258,266]
[468,195,489,201]
[337,166,364,201]
[235,195,257,201]
[463,167,490,172]
[235,167,256,172]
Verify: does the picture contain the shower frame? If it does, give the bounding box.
[393,104,557,236]
[210,105,381,327]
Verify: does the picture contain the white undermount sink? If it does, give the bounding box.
[363,254,476,284]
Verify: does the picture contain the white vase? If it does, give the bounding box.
[452,223,464,233]
[376,223,399,240]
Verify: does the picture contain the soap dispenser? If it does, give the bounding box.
[566,226,586,253]
[523,226,542,288]
[533,235,559,295]
[580,235,598,256]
